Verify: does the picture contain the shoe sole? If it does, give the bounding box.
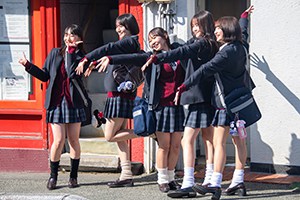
[167,192,197,198]
[192,185,206,195]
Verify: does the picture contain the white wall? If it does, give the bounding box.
[250,0,300,166]
[142,1,195,50]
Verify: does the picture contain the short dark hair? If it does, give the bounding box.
[215,16,242,43]
[116,13,139,35]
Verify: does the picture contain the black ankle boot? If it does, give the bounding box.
[69,158,80,188]
[47,161,59,190]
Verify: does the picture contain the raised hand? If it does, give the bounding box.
[18,52,28,66]
[84,62,95,77]
[245,5,254,14]
[95,56,110,73]
[141,55,155,72]
[75,57,88,75]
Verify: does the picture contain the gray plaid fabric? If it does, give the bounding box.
[212,109,231,126]
[155,105,184,133]
[46,97,86,123]
[104,97,134,119]
[184,103,215,128]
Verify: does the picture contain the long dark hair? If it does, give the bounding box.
[215,16,242,44]
[191,10,218,57]
[148,27,171,54]
[60,24,85,56]
[116,13,139,36]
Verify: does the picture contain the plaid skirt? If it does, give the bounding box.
[46,97,86,123]
[184,103,215,128]
[211,109,231,126]
[155,105,185,133]
[104,96,134,119]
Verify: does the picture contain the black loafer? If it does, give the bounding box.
[46,177,57,190]
[167,187,197,198]
[224,182,246,196]
[107,179,134,188]
[192,184,221,200]
[168,180,181,190]
[68,178,79,188]
[158,183,170,193]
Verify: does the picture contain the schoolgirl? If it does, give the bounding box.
[19,24,87,190]
[75,13,141,187]
[95,27,184,193]
[145,10,218,198]
[175,6,254,200]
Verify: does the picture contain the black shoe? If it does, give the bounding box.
[224,182,247,196]
[46,177,57,190]
[107,179,134,188]
[167,187,197,198]
[168,180,181,190]
[68,178,79,188]
[192,184,221,200]
[158,183,170,193]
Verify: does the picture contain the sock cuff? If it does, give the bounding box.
[184,167,194,177]
[206,163,214,170]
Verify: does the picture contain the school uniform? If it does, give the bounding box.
[154,37,217,128]
[84,35,141,119]
[109,44,185,133]
[25,47,87,123]
[182,17,252,127]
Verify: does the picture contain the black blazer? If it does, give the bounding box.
[183,17,252,108]
[85,35,141,92]
[109,42,182,108]
[25,48,87,110]
[154,37,216,105]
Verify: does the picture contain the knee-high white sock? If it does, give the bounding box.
[168,169,175,182]
[229,169,244,188]
[157,168,169,184]
[181,167,195,189]
[209,172,222,188]
[202,163,214,186]
[119,160,133,181]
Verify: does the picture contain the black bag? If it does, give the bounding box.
[81,94,92,127]
[133,97,156,136]
[113,64,144,92]
[225,87,262,127]
[71,79,92,126]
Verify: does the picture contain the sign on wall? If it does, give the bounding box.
[0,0,30,100]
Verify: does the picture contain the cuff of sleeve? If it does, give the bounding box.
[92,60,98,66]
[241,11,248,18]
[68,46,76,54]
[107,56,112,64]
[80,56,88,62]
[151,55,158,64]
[24,60,31,69]
[178,84,187,93]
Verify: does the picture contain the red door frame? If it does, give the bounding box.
[0,0,60,172]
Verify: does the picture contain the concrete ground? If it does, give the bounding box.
[1,171,300,200]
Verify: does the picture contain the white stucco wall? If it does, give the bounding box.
[249,0,300,166]
[142,1,195,50]
[143,0,300,168]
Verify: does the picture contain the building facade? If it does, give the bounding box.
[1,0,300,175]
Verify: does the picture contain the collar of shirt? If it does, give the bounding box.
[219,43,228,51]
